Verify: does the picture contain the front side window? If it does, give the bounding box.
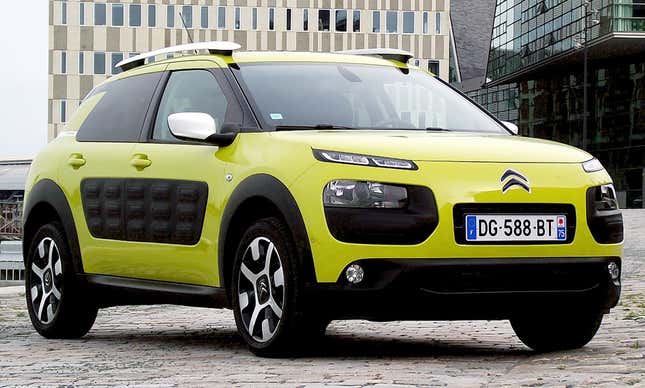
[319,10,330,31]
[95,4,106,25]
[386,11,397,33]
[372,11,380,32]
[77,72,163,142]
[153,70,233,142]
[130,5,141,27]
[336,10,347,32]
[236,63,506,134]
[112,4,124,26]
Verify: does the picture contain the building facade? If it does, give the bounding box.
[472,0,645,208]
[49,0,454,138]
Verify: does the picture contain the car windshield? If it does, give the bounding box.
[235,62,507,134]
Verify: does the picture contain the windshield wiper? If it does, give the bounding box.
[426,127,452,132]
[275,124,355,131]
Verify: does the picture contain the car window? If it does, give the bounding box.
[153,70,230,142]
[76,72,162,142]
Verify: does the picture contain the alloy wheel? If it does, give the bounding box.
[29,237,63,324]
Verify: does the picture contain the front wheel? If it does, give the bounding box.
[231,217,320,357]
[510,309,603,352]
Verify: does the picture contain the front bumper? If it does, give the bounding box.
[308,257,621,321]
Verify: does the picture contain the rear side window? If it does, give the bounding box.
[76,72,162,142]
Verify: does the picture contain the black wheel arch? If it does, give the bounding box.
[23,179,84,274]
[219,174,316,298]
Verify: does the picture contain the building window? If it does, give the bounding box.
[386,11,397,33]
[403,11,414,33]
[148,5,156,27]
[423,12,428,34]
[218,7,226,28]
[319,10,330,31]
[167,5,175,28]
[303,9,309,31]
[286,9,292,31]
[201,7,209,28]
[428,60,439,75]
[112,4,124,26]
[79,2,85,25]
[335,10,347,32]
[79,51,84,74]
[353,10,360,32]
[269,8,275,30]
[235,7,241,29]
[435,12,441,34]
[181,6,192,28]
[372,11,380,33]
[252,8,258,30]
[61,52,66,74]
[95,4,106,25]
[61,1,67,24]
[130,5,141,27]
[111,53,123,74]
[60,100,66,123]
[94,52,105,74]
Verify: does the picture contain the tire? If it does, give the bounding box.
[510,309,603,352]
[25,222,98,339]
[231,217,320,357]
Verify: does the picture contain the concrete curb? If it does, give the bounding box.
[0,286,25,296]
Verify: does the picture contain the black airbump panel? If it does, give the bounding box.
[81,178,208,245]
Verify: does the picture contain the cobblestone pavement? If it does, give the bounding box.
[1,211,644,387]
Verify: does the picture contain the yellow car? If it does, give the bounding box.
[23,42,623,356]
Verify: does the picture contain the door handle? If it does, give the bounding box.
[67,154,86,168]
[130,154,152,170]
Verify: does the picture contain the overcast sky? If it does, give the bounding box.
[0,2,48,159]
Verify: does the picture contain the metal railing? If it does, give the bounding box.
[0,201,23,241]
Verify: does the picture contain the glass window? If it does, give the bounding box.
[218,7,226,28]
[79,51,84,74]
[95,4,106,25]
[111,53,123,75]
[94,52,105,74]
[303,9,309,31]
[130,5,141,27]
[79,3,85,25]
[428,60,439,75]
[286,8,292,31]
[201,7,209,28]
[60,100,66,123]
[252,8,258,30]
[153,71,232,142]
[372,11,380,32]
[235,7,241,29]
[61,2,67,24]
[386,11,397,33]
[60,52,66,74]
[353,10,360,32]
[435,12,441,34]
[335,10,347,32]
[319,10,330,31]
[423,11,428,34]
[181,6,192,28]
[112,4,124,26]
[148,5,156,27]
[77,72,163,142]
[269,8,275,30]
[167,5,175,27]
[403,11,414,33]
[236,63,506,133]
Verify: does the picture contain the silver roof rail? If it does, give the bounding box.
[115,41,241,72]
[335,48,414,64]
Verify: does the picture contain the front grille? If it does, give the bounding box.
[453,203,576,245]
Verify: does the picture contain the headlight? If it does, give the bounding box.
[313,149,418,170]
[323,180,408,208]
[591,183,619,211]
[582,158,604,173]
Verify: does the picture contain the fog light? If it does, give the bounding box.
[608,262,620,280]
[345,264,364,284]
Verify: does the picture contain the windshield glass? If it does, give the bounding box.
[235,62,507,133]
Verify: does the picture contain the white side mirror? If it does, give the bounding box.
[502,121,519,135]
[168,112,217,141]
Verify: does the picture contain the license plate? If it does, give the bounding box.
[465,214,567,242]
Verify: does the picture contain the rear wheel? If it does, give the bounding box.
[25,222,97,338]
[510,309,603,352]
[231,217,321,357]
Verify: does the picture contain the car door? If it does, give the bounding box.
[125,61,246,286]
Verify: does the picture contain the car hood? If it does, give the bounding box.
[270,130,592,163]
